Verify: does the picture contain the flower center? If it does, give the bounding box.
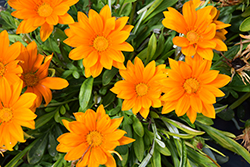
[186,31,199,44]
[183,78,200,94]
[23,73,39,87]
[93,36,109,52]
[0,62,5,77]
[0,108,13,122]
[136,83,149,96]
[37,3,53,17]
[86,131,103,147]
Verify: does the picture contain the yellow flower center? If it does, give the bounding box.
[0,108,13,122]
[186,31,199,44]
[37,3,53,17]
[93,36,109,52]
[23,73,39,87]
[86,131,103,147]
[136,83,149,96]
[183,78,200,94]
[0,62,5,77]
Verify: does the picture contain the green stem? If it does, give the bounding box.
[129,2,137,25]
[38,98,78,108]
[229,92,250,110]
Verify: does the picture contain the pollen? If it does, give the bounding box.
[93,36,109,52]
[23,73,39,87]
[86,131,103,147]
[186,31,200,44]
[37,3,53,17]
[183,78,200,94]
[0,108,13,122]
[0,62,5,77]
[136,83,149,96]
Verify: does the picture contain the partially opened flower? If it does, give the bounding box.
[18,41,69,109]
[0,80,37,150]
[111,57,166,118]
[0,30,22,87]
[162,0,228,60]
[64,5,134,78]
[57,105,135,167]
[8,0,79,41]
[161,56,230,123]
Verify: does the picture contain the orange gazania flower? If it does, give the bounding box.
[0,80,37,150]
[161,56,230,123]
[162,0,228,60]
[64,5,134,78]
[18,41,69,109]
[56,105,135,167]
[192,0,230,41]
[0,30,22,86]
[111,57,166,119]
[8,0,79,41]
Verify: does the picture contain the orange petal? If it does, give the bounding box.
[64,143,89,161]
[40,77,68,90]
[175,95,190,116]
[40,23,54,42]
[58,13,75,24]
[186,108,197,124]
[202,103,215,118]
[198,87,216,104]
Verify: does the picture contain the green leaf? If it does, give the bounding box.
[153,148,161,167]
[72,70,80,79]
[132,117,144,137]
[240,16,250,32]
[79,77,94,112]
[5,138,40,167]
[48,132,58,157]
[102,68,118,86]
[180,140,187,167]
[0,11,17,29]
[196,122,250,163]
[215,105,228,114]
[161,117,205,135]
[133,132,145,162]
[217,107,235,121]
[146,33,157,63]
[156,143,171,156]
[27,134,48,164]
[165,131,196,139]
[35,111,56,129]
[143,0,178,22]
[186,147,218,167]
[196,114,214,125]
[60,105,66,115]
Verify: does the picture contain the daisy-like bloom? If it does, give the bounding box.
[56,105,135,167]
[0,80,37,150]
[0,30,22,87]
[161,56,230,123]
[192,0,230,41]
[8,0,79,41]
[162,0,228,60]
[18,41,69,109]
[64,5,134,78]
[110,57,166,119]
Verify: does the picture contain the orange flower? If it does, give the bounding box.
[56,105,135,167]
[64,5,134,78]
[162,0,228,60]
[18,41,69,109]
[161,56,230,123]
[0,30,22,87]
[111,57,166,119]
[0,80,37,150]
[8,0,79,41]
